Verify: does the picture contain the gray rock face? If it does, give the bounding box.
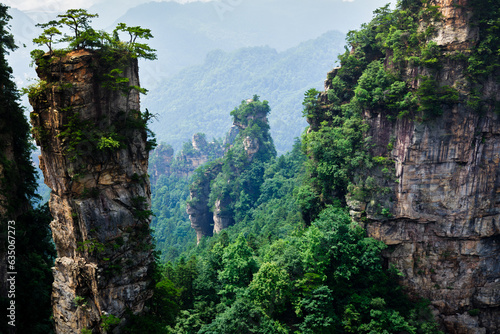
[213,197,235,234]
[186,162,222,243]
[186,159,236,242]
[223,125,239,149]
[242,136,260,160]
[364,103,500,332]
[341,1,500,332]
[149,144,174,182]
[187,100,272,240]
[30,50,154,333]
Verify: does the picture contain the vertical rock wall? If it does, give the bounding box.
[187,99,273,241]
[186,162,222,243]
[342,1,500,332]
[30,50,154,333]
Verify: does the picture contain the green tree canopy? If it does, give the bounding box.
[31,9,157,60]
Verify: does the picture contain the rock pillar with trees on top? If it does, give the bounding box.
[29,9,157,333]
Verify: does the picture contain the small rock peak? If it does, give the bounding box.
[223,125,239,149]
[192,133,208,151]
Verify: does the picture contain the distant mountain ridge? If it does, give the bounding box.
[112,0,389,81]
[146,30,346,153]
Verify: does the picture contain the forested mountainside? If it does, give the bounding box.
[150,135,225,262]
[146,31,345,153]
[0,5,54,333]
[148,0,499,333]
[146,100,441,333]
[299,0,500,331]
[1,0,499,333]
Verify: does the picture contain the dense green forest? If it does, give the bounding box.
[142,101,441,333]
[150,136,225,262]
[137,0,500,331]
[3,0,499,331]
[0,5,55,333]
[143,90,442,333]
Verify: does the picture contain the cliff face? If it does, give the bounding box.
[186,161,222,243]
[334,1,500,332]
[187,98,275,241]
[30,50,154,333]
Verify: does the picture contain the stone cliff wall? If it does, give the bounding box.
[30,50,154,333]
[339,1,500,332]
[186,162,222,243]
[187,99,273,241]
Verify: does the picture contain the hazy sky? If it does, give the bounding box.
[4,0,208,12]
[5,0,361,12]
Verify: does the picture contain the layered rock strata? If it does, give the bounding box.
[186,162,222,243]
[187,99,272,241]
[30,50,154,333]
[335,1,500,332]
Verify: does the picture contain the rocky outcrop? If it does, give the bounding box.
[186,162,222,243]
[223,125,239,150]
[336,1,500,332]
[187,98,274,241]
[242,136,260,160]
[192,133,208,151]
[30,49,154,333]
[362,105,500,333]
[213,197,235,234]
[150,135,224,183]
[149,143,174,182]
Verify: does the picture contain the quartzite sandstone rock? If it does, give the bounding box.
[30,49,154,333]
[186,161,222,243]
[187,99,272,239]
[336,1,500,332]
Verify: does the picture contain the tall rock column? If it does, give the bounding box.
[187,98,275,241]
[339,1,500,332]
[30,49,154,333]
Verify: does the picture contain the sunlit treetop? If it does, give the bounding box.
[32,8,156,61]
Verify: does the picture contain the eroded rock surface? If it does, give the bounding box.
[186,161,222,243]
[187,98,273,240]
[30,50,154,333]
[339,1,500,332]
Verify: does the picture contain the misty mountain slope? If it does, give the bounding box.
[145,30,345,153]
[114,0,389,83]
[7,0,389,103]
